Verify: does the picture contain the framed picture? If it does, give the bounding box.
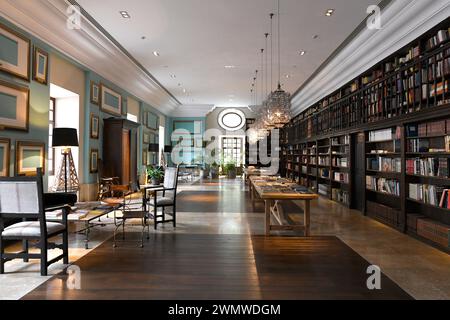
[16,141,45,176]
[32,47,49,85]
[143,132,150,144]
[90,81,99,105]
[0,138,10,177]
[100,84,122,116]
[147,112,159,130]
[90,149,99,173]
[0,80,29,131]
[90,114,99,139]
[142,149,148,165]
[0,22,30,81]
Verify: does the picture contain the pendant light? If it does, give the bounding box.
[267,0,291,128]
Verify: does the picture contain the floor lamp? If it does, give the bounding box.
[162,145,172,168]
[148,143,160,167]
[52,128,80,193]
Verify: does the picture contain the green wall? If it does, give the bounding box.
[0,17,167,188]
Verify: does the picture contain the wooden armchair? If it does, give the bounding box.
[0,169,70,276]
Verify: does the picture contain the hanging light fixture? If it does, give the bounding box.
[267,0,291,128]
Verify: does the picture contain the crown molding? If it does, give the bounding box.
[291,0,450,116]
[170,104,215,118]
[0,0,181,115]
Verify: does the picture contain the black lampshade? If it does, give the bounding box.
[164,145,173,153]
[148,143,159,152]
[52,128,79,147]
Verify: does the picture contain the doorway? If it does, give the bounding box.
[220,136,245,166]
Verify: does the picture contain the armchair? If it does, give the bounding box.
[0,169,70,276]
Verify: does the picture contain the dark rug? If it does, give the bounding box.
[22,234,412,300]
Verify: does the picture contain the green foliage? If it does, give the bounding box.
[147,165,164,180]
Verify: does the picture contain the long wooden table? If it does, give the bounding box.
[249,176,319,236]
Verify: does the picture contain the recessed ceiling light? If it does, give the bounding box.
[312,35,319,40]
[285,74,291,79]
[153,51,160,57]
[224,65,236,69]
[299,51,306,56]
[141,36,146,40]
[325,9,335,17]
[170,74,176,79]
[119,11,131,19]
[182,88,187,93]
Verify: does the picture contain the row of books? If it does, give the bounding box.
[406,158,449,177]
[318,156,330,166]
[367,156,402,173]
[332,157,348,168]
[366,176,400,196]
[426,28,450,51]
[368,127,401,142]
[406,119,450,137]
[334,172,349,184]
[332,188,349,205]
[407,138,450,153]
[331,135,350,146]
[409,183,447,208]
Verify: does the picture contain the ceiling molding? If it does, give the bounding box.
[291,0,450,116]
[0,0,181,115]
[170,104,215,118]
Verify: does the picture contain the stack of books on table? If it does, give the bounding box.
[46,210,63,220]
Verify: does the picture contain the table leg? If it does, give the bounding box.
[265,200,271,236]
[250,183,255,211]
[85,221,90,249]
[304,200,311,237]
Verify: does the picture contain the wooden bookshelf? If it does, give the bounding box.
[280,18,450,252]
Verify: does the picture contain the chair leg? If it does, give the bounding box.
[122,219,126,240]
[141,218,145,248]
[40,239,48,276]
[113,221,122,248]
[22,240,29,262]
[173,204,176,228]
[0,237,4,274]
[63,230,69,264]
[162,207,166,222]
[154,208,158,230]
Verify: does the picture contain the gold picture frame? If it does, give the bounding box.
[90,81,99,105]
[90,149,99,173]
[32,47,49,85]
[0,80,30,131]
[0,22,30,81]
[100,84,122,116]
[16,141,45,176]
[0,138,10,177]
[90,113,99,139]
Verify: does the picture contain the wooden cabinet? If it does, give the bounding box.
[103,118,139,185]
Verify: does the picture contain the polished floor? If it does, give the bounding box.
[1,178,450,299]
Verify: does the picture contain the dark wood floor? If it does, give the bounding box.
[23,234,411,300]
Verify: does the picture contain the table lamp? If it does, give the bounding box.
[52,128,79,193]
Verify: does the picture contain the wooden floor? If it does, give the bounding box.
[23,233,411,300]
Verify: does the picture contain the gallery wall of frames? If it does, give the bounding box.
[0,17,165,198]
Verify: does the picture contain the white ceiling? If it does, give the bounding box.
[77,0,377,111]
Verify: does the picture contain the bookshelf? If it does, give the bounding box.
[280,18,450,252]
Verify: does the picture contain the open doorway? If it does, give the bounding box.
[220,135,245,166]
[48,84,80,191]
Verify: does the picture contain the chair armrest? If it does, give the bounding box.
[45,204,71,212]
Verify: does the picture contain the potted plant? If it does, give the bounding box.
[210,162,219,179]
[224,161,237,179]
[147,165,164,185]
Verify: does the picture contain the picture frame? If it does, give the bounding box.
[90,81,99,105]
[90,149,99,173]
[0,80,29,131]
[32,47,49,85]
[142,148,148,165]
[100,84,122,116]
[143,132,150,144]
[0,138,10,177]
[90,113,99,139]
[15,141,45,176]
[0,22,30,81]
